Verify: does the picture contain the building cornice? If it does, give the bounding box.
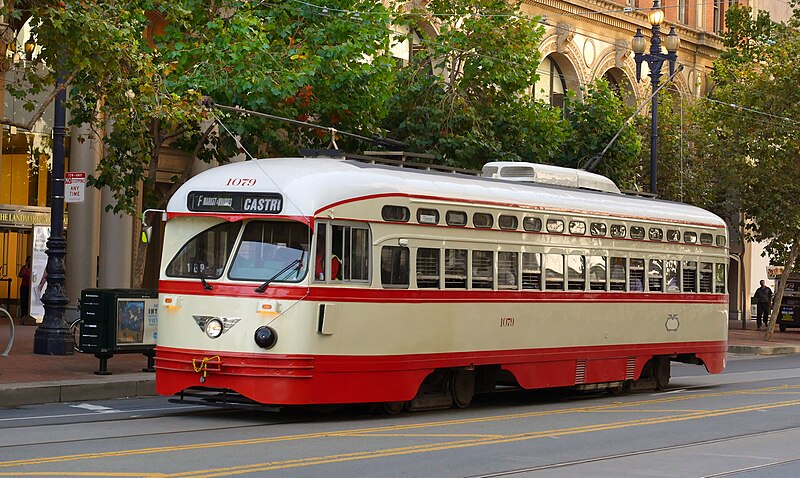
[523,0,724,56]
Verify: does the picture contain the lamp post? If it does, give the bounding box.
[632,0,680,195]
[33,66,72,355]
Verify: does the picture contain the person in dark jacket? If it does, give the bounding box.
[17,256,31,317]
[754,279,773,330]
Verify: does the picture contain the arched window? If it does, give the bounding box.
[535,56,567,107]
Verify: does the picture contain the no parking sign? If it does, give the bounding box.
[65,172,86,203]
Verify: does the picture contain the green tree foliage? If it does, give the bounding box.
[384,0,567,169]
[637,90,739,212]
[702,3,800,338]
[2,0,398,286]
[557,79,641,189]
[3,0,398,214]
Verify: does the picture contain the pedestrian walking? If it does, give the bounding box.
[17,256,31,318]
[754,279,773,330]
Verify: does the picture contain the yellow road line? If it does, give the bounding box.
[1,384,798,471]
[344,433,508,438]
[166,398,800,477]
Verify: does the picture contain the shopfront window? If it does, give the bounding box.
[0,130,56,207]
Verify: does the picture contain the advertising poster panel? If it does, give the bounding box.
[116,298,158,346]
[30,225,50,323]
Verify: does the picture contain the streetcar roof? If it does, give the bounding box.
[168,157,726,228]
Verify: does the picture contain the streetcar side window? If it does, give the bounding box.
[416,248,440,288]
[417,208,439,225]
[588,256,606,290]
[716,235,727,247]
[229,221,310,282]
[568,221,586,235]
[382,205,410,222]
[609,257,626,291]
[715,263,726,293]
[629,259,645,291]
[473,213,494,229]
[521,252,542,290]
[314,223,328,281]
[445,249,467,288]
[446,210,467,226]
[649,228,663,241]
[665,260,681,292]
[545,254,564,290]
[472,250,494,289]
[523,217,542,232]
[684,232,698,244]
[682,261,697,292]
[546,219,565,234]
[648,259,664,292]
[498,252,518,289]
[166,221,242,279]
[630,226,645,240]
[498,215,518,230]
[700,233,714,245]
[699,262,713,293]
[590,223,607,237]
[567,255,586,290]
[332,225,370,281]
[380,246,409,288]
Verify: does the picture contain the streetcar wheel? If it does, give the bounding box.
[655,357,671,390]
[381,401,406,415]
[450,369,475,409]
[780,324,787,332]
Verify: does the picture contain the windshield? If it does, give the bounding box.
[229,221,310,282]
[166,222,242,279]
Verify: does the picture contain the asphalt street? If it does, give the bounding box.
[3,353,800,477]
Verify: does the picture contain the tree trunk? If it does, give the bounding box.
[765,236,800,340]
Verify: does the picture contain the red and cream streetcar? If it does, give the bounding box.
[155,155,728,410]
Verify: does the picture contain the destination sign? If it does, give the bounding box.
[187,192,283,214]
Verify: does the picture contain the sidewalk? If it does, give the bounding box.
[2,320,800,408]
[0,322,155,407]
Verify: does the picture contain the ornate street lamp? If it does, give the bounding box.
[33,61,72,355]
[632,0,680,195]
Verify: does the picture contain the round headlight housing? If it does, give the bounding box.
[205,319,223,339]
[254,326,278,349]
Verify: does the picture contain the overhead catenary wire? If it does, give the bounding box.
[208,99,405,150]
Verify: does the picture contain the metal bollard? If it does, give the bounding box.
[0,307,14,357]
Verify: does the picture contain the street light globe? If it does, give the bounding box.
[648,7,665,26]
[632,28,647,54]
[665,26,680,52]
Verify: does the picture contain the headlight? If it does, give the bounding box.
[205,319,223,339]
[254,326,278,349]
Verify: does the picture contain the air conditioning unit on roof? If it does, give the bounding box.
[481,162,620,194]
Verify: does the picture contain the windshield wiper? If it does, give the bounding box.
[197,269,213,290]
[255,259,302,293]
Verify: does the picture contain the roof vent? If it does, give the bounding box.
[481,162,620,194]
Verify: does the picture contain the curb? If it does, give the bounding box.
[0,375,156,408]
